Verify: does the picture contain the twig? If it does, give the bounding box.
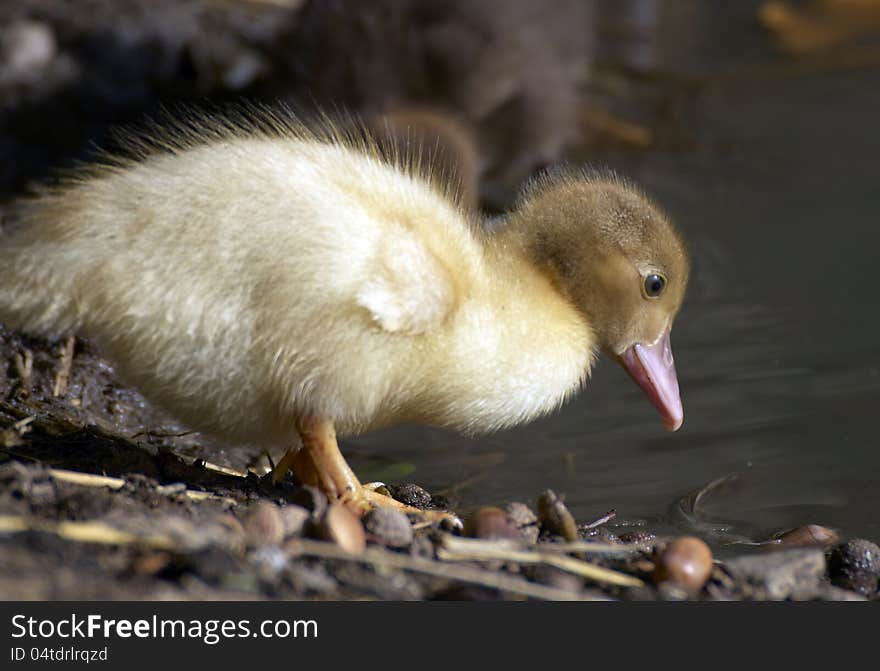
[537,539,656,556]
[437,535,643,588]
[582,509,617,530]
[285,538,608,601]
[48,468,124,490]
[0,514,175,549]
[52,335,76,397]
[46,467,238,505]
[1,416,35,448]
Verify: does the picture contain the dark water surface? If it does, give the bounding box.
[349,2,880,548]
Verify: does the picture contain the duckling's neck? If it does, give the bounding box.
[411,219,596,435]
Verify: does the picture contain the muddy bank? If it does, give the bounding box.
[1,331,876,601]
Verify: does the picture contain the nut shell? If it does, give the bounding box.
[653,537,713,590]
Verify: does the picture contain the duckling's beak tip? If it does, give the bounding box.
[619,329,683,433]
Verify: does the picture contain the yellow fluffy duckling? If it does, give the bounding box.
[0,110,689,516]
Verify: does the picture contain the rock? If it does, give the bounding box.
[464,507,521,541]
[724,547,826,600]
[210,513,246,552]
[317,503,366,554]
[828,539,880,596]
[505,502,539,544]
[279,504,310,538]
[388,483,432,509]
[362,506,413,548]
[249,545,289,586]
[775,524,839,548]
[653,537,713,591]
[537,489,578,541]
[242,502,285,547]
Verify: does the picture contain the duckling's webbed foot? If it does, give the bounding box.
[280,417,371,515]
[276,417,459,525]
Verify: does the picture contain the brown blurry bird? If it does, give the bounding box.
[0,109,688,517]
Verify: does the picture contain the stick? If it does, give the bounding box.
[285,538,609,601]
[437,535,643,588]
[52,335,76,397]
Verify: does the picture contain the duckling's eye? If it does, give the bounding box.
[643,273,666,298]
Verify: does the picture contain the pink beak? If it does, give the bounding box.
[619,329,683,431]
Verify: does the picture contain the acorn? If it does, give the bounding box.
[653,537,713,591]
[317,502,366,554]
[775,524,839,548]
[537,490,578,541]
[464,506,521,541]
[242,502,285,547]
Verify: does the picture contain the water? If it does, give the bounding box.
[348,1,880,546]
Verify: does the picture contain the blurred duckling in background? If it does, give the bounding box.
[0,108,688,516]
[364,106,481,211]
[289,0,592,187]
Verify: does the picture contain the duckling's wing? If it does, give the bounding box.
[356,226,455,335]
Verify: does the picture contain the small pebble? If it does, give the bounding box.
[505,502,539,544]
[130,552,172,577]
[653,537,713,591]
[211,513,246,551]
[242,502,285,547]
[464,507,521,541]
[537,490,578,541]
[279,504,310,538]
[317,503,366,554]
[388,483,432,509]
[776,524,839,548]
[362,506,414,548]
[828,539,880,596]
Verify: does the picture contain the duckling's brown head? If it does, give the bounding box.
[504,169,690,431]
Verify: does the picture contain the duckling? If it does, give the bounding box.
[0,109,688,516]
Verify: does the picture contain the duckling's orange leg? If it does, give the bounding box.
[275,417,458,524]
[289,417,371,515]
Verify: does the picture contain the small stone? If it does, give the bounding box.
[653,537,713,591]
[211,513,246,551]
[775,524,839,548]
[250,545,289,584]
[464,507,521,541]
[279,504,310,538]
[363,506,413,548]
[317,503,366,554]
[828,539,880,596]
[242,502,285,547]
[388,483,432,509]
[537,490,578,541]
[725,547,825,600]
[130,552,172,576]
[505,502,540,544]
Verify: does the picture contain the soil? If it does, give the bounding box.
[0,329,872,601]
